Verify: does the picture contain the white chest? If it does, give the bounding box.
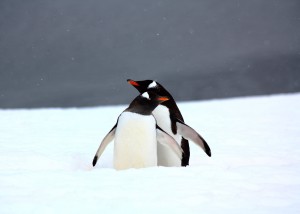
[152,105,181,142]
[152,105,181,167]
[114,112,157,170]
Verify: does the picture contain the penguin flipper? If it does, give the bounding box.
[92,123,117,167]
[176,120,211,157]
[156,125,183,160]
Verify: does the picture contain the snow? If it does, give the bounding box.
[1,93,300,213]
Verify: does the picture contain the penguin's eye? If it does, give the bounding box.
[141,92,150,100]
[148,81,157,89]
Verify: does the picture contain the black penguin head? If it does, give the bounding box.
[127,79,162,94]
[127,79,175,104]
[127,79,183,119]
[126,91,169,115]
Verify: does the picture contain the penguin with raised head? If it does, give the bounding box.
[92,92,183,170]
[127,79,211,167]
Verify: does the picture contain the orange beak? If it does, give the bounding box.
[127,79,140,87]
[157,96,169,102]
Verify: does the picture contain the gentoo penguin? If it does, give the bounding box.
[92,92,183,170]
[127,79,211,167]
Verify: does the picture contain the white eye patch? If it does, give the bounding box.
[148,81,157,89]
[141,92,150,100]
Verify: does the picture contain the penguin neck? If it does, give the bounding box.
[160,99,184,121]
[148,86,183,120]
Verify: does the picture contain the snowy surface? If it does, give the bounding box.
[1,93,300,213]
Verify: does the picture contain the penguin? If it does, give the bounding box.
[127,79,211,167]
[92,92,183,170]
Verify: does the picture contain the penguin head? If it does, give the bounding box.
[127,79,161,94]
[126,91,169,115]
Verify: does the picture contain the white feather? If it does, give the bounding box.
[148,81,157,89]
[152,105,182,167]
[114,112,157,170]
[141,92,150,100]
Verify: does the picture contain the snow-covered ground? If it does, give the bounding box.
[1,93,300,213]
